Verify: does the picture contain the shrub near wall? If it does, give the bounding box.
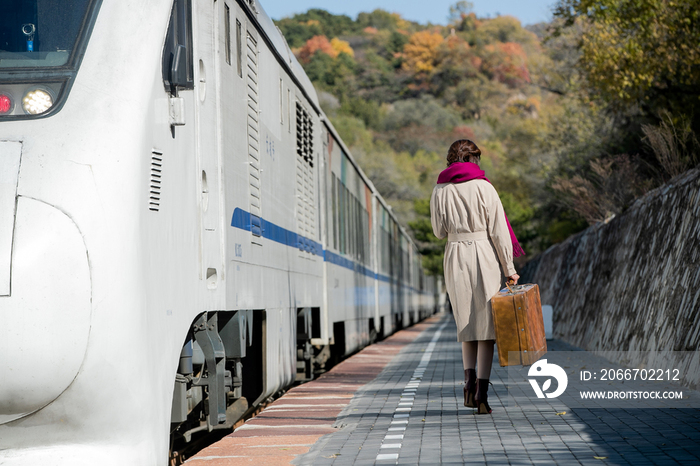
[520,168,700,390]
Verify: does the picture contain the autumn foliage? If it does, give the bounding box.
[401,31,444,73]
[276,4,700,262]
[297,35,334,63]
[296,35,354,64]
[481,42,530,87]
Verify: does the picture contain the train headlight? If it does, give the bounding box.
[22,88,54,115]
[0,93,13,114]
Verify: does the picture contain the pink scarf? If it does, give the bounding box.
[437,162,525,258]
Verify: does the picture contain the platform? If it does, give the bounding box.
[185,313,700,465]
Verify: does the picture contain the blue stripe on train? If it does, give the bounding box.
[231,207,323,256]
[231,207,394,283]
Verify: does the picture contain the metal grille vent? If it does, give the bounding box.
[295,103,315,250]
[246,30,262,237]
[149,150,163,211]
[296,102,313,167]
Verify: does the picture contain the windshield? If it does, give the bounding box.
[0,0,93,69]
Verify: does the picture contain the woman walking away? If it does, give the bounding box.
[430,140,524,414]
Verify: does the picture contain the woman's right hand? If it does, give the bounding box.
[507,274,520,285]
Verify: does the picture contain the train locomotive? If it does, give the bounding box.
[0,0,439,464]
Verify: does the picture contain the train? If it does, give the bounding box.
[0,0,440,464]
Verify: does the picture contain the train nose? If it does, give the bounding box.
[0,192,92,424]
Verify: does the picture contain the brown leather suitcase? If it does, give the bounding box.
[491,284,547,366]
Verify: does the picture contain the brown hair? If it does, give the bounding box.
[446,139,481,166]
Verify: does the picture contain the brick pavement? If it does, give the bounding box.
[187,313,700,465]
[296,314,700,466]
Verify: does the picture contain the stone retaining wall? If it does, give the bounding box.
[520,168,700,390]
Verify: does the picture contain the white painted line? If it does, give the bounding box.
[385,435,404,440]
[374,320,448,464]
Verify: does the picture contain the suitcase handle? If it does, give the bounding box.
[505,281,515,293]
[503,282,528,294]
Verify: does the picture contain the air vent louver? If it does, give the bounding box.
[149,150,163,211]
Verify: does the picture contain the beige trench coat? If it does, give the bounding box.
[430,179,517,342]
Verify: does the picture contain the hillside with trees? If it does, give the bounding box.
[275,1,700,275]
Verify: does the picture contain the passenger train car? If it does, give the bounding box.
[0,0,439,464]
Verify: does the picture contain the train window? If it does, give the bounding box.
[355,198,361,261]
[0,0,99,69]
[342,185,348,255]
[337,181,343,254]
[279,79,283,125]
[224,4,231,65]
[331,175,337,250]
[350,196,356,259]
[0,0,101,119]
[235,19,242,78]
[163,0,194,94]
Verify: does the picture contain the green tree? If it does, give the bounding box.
[553,0,700,128]
[448,1,475,24]
[275,9,360,48]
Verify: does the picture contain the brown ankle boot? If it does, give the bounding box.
[464,369,476,407]
[475,378,492,414]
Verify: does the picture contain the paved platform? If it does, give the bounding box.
[186,313,700,465]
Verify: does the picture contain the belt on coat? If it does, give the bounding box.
[447,231,488,242]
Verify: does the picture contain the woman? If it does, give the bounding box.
[430,139,524,415]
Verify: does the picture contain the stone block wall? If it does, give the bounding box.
[520,168,700,390]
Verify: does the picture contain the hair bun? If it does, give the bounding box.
[447,139,481,166]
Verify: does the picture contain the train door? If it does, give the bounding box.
[195,0,224,292]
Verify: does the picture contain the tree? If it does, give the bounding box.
[297,35,335,64]
[477,15,538,47]
[481,42,531,88]
[330,38,354,58]
[275,9,360,47]
[448,1,475,24]
[431,34,481,96]
[402,30,445,74]
[357,9,411,32]
[553,0,700,126]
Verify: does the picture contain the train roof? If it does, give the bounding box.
[237,0,320,113]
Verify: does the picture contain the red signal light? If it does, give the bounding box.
[0,94,12,114]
